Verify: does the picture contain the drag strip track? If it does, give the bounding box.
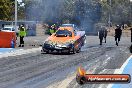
[0,36,131,88]
[0,46,111,88]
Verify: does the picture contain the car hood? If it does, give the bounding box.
[46,36,75,45]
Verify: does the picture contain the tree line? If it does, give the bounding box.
[0,0,131,26]
[0,0,25,21]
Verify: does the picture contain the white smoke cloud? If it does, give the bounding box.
[25,0,102,33]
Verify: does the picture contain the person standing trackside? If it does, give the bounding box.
[50,24,57,35]
[18,24,26,47]
[98,26,104,45]
[103,27,107,43]
[115,25,122,46]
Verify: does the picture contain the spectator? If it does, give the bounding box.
[98,26,104,45]
[115,25,122,46]
[103,27,108,43]
[18,24,26,47]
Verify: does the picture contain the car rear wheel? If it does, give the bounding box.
[67,50,71,54]
[72,48,76,54]
[76,47,81,53]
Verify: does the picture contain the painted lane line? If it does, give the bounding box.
[0,47,41,58]
[103,57,111,66]
[0,48,14,53]
[107,55,132,88]
[99,57,111,88]
[106,55,108,57]
[57,74,76,88]
[113,55,132,74]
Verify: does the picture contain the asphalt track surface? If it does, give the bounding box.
[0,36,131,88]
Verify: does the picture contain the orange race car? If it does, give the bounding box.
[41,24,86,54]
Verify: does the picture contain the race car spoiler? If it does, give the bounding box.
[77,31,85,37]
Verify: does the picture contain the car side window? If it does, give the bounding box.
[74,29,77,36]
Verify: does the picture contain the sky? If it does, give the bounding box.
[17,0,24,6]
[17,0,22,2]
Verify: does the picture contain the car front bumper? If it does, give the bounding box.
[42,43,73,52]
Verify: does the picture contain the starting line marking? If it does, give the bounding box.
[0,47,41,58]
[107,55,132,88]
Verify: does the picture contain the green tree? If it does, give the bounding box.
[0,0,14,20]
[100,0,131,25]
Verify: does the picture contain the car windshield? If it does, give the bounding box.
[55,30,72,37]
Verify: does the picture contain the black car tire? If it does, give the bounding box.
[72,47,76,54]
[76,47,81,53]
[67,50,71,54]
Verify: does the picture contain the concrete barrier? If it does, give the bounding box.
[0,31,16,48]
